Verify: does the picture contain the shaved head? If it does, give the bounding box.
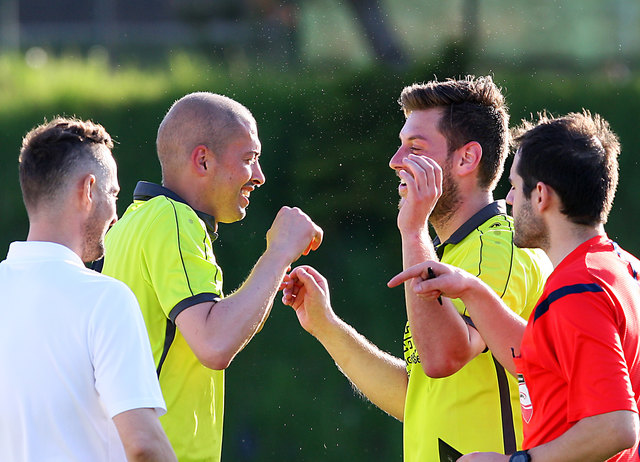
[156,92,256,180]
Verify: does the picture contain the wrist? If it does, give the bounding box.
[458,275,493,306]
[261,244,298,269]
[400,231,435,263]
[399,227,430,242]
[314,309,341,338]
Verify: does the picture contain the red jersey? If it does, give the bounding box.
[515,235,640,461]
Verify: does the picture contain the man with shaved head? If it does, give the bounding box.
[102,92,323,461]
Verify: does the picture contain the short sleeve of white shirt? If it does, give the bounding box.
[89,279,166,418]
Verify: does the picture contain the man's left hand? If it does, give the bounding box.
[396,153,442,234]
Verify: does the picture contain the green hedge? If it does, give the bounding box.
[1,52,640,461]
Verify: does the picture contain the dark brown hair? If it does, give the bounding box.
[513,110,620,225]
[19,117,113,210]
[399,75,509,190]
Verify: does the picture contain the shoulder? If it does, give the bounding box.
[111,197,206,243]
[79,267,139,303]
[448,214,515,268]
[534,259,610,322]
[473,214,550,269]
[124,196,201,227]
[83,273,146,331]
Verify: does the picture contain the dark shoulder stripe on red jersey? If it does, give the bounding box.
[534,283,604,323]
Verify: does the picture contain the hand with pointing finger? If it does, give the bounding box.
[387,260,478,302]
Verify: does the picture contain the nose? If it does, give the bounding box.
[252,160,266,186]
[389,146,406,171]
[505,188,514,206]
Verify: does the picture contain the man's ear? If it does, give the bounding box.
[532,182,555,213]
[454,141,482,177]
[190,145,213,176]
[79,174,96,212]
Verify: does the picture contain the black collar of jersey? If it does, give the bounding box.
[433,200,507,258]
[133,181,219,241]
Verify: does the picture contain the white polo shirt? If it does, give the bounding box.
[0,241,166,461]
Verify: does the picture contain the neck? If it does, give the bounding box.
[162,177,190,202]
[431,190,494,243]
[162,177,202,209]
[162,177,219,233]
[545,220,605,267]
[27,218,83,258]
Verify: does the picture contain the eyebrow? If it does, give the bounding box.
[399,134,429,142]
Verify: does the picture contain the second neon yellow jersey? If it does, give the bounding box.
[403,201,551,461]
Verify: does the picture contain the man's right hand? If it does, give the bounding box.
[388,259,476,302]
[281,265,335,339]
[266,206,323,264]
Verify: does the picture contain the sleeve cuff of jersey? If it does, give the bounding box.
[109,398,167,419]
[169,293,221,322]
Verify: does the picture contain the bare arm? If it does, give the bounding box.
[388,260,526,376]
[176,206,323,370]
[397,154,485,377]
[283,265,408,420]
[458,410,639,462]
[113,408,177,462]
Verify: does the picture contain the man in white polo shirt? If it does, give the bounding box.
[0,117,176,461]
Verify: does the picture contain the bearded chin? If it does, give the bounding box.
[431,176,461,226]
[513,218,550,251]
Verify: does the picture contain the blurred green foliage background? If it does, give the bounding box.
[2,1,640,460]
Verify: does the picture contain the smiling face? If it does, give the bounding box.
[507,151,549,250]
[206,120,265,224]
[389,108,461,221]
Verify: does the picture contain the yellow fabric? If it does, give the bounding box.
[103,195,224,462]
[403,212,551,461]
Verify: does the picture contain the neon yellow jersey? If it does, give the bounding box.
[403,201,551,461]
[103,182,224,462]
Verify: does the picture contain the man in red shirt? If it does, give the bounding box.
[389,110,640,462]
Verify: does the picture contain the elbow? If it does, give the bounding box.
[198,349,234,370]
[195,342,236,370]
[619,432,639,455]
[124,438,161,462]
[421,358,465,378]
[600,410,640,457]
[614,412,640,453]
[420,344,478,377]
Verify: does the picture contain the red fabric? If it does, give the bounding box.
[517,235,640,461]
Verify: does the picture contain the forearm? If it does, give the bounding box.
[314,316,408,421]
[190,248,291,368]
[459,280,526,376]
[401,231,483,377]
[527,411,639,462]
[114,410,177,462]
